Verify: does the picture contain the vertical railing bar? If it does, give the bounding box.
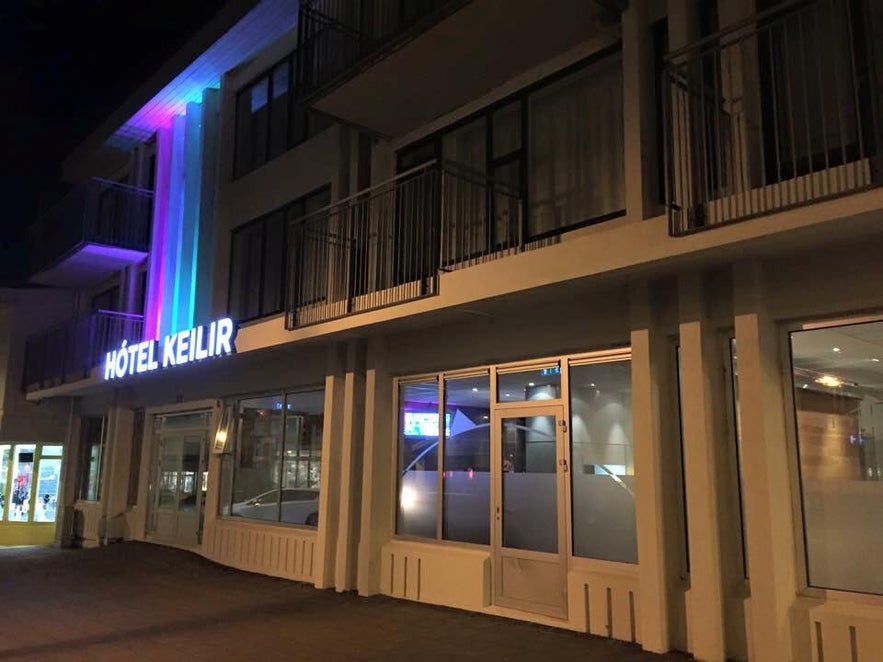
[812,3,831,177]
[712,48,726,223]
[796,11,815,201]
[782,16,800,200]
[843,0,866,161]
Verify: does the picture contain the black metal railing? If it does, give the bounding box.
[22,310,144,392]
[285,160,523,328]
[296,0,463,98]
[664,0,881,235]
[30,178,153,276]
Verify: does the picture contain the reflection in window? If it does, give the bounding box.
[78,417,105,502]
[443,375,490,544]
[791,321,883,594]
[0,446,9,520]
[223,390,324,527]
[9,446,35,522]
[397,380,439,538]
[497,365,561,403]
[569,360,636,563]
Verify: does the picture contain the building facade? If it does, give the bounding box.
[17,0,883,660]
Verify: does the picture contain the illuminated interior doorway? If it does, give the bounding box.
[0,443,64,545]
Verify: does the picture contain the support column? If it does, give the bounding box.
[100,399,134,543]
[630,280,686,653]
[733,262,797,662]
[56,399,80,548]
[335,339,366,591]
[678,273,727,661]
[314,343,347,589]
[357,336,394,596]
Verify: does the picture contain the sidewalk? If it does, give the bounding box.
[0,543,690,661]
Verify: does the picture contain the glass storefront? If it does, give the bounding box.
[220,389,325,527]
[790,319,883,595]
[395,351,636,565]
[0,443,64,529]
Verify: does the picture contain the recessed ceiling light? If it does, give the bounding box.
[873,358,880,363]
[527,382,535,387]
[590,383,596,388]
[471,387,478,392]
[505,393,510,397]
[815,375,844,388]
[833,347,842,352]
[802,383,808,389]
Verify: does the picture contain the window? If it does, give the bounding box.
[234,52,333,178]
[78,417,106,502]
[397,380,440,538]
[790,320,883,594]
[569,360,636,563]
[221,389,324,527]
[443,375,491,544]
[396,49,624,254]
[528,55,624,237]
[229,187,331,322]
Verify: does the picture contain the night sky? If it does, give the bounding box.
[0,0,229,285]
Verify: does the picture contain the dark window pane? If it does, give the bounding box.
[230,224,263,320]
[262,212,285,314]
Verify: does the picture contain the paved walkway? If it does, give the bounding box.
[0,543,689,661]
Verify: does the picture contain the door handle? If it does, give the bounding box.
[495,505,501,521]
[559,459,568,473]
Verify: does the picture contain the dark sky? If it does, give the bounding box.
[0,0,229,285]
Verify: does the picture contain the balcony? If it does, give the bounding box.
[29,178,152,288]
[296,0,615,136]
[22,311,143,393]
[664,0,882,236]
[285,160,530,328]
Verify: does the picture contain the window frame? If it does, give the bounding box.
[394,44,626,245]
[227,184,332,324]
[220,386,326,529]
[784,313,883,600]
[232,50,333,180]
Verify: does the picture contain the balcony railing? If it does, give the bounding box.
[664,0,881,235]
[22,311,144,392]
[30,177,153,276]
[285,160,524,328]
[296,0,463,99]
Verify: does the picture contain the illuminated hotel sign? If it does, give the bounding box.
[104,318,237,381]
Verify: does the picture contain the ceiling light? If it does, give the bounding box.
[873,358,880,363]
[471,387,478,392]
[802,383,808,389]
[527,382,535,387]
[815,375,844,388]
[505,393,510,397]
[833,347,842,352]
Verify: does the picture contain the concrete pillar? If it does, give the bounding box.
[335,339,366,591]
[733,262,797,662]
[678,273,727,661]
[630,280,687,653]
[314,343,347,589]
[357,336,394,596]
[56,400,80,548]
[100,400,134,543]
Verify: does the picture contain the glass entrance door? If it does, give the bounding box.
[492,405,568,618]
[148,412,210,547]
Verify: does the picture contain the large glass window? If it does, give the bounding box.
[569,360,636,563]
[443,375,490,544]
[529,54,624,237]
[8,445,35,522]
[223,390,324,527]
[0,445,9,520]
[229,187,331,323]
[78,417,106,502]
[790,320,883,594]
[234,53,332,178]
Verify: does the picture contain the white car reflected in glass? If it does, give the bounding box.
[231,488,319,526]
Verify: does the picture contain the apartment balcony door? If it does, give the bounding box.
[492,405,568,618]
[147,412,210,548]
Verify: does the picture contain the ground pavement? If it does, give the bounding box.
[0,543,690,661]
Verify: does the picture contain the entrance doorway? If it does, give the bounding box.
[147,411,211,547]
[492,405,568,618]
